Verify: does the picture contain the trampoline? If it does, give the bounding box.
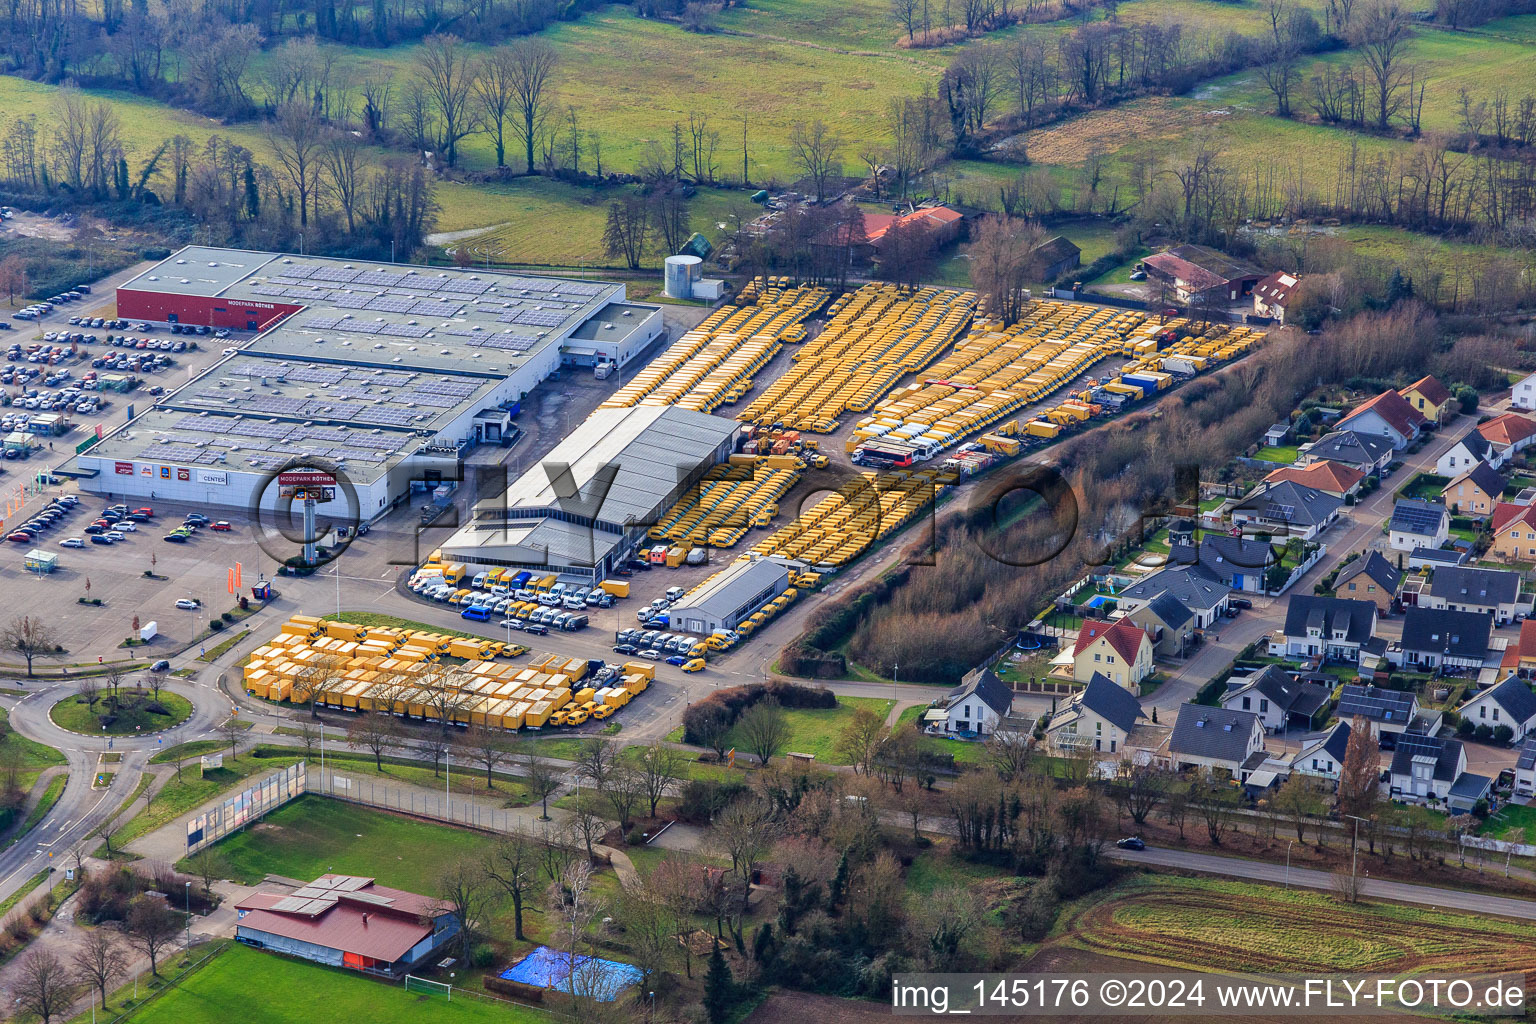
[499,946,643,1002]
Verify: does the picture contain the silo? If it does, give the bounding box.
[664,255,703,299]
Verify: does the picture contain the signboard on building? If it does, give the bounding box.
[197,470,227,486]
[177,467,190,481]
[115,461,133,475]
[279,470,338,501]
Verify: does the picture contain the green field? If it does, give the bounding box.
[50,689,193,736]
[0,708,66,786]
[718,696,894,764]
[114,943,553,1024]
[190,795,501,891]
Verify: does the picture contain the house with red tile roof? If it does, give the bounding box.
[1263,460,1365,498]
[1500,619,1536,677]
[1477,413,1536,462]
[235,874,457,973]
[1335,390,1428,450]
[1399,375,1456,425]
[1072,617,1154,691]
[1492,502,1536,564]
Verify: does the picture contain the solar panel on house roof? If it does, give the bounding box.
[1265,503,1296,520]
[1393,502,1445,533]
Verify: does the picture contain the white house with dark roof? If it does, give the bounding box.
[1117,565,1230,629]
[1515,735,1536,796]
[1044,672,1149,757]
[1437,431,1500,476]
[1274,595,1378,663]
[1219,665,1331,733]
[1167,703,1267,775]
[1389,734,1470,806]
[1420,566,1528,625]
[1389,499,1449,552]
[1513,370,1536,413]
[926,669,1015,738]
[1302,430,1394,475]
[1457,674,1536,742]
[1170,535,1280,594]
[1290,721,1353,784]
[1230,480,1342,541]
[1337,684,1419,743]
[1399,607,1492,671]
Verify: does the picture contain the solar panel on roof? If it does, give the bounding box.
[329,293,372,309]
[311,266,362,283]
[300,315,346,330]
[250,285,288,297]
[410,300,462,318]
[379,323,432,338]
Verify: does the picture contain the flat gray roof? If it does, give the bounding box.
[568,302,663,346]
[119,247,280,296]
[68,407,419,482]
[164,356,504,434]
[671,556,798,618]
[476,405,740,528]
[440,517,625,569]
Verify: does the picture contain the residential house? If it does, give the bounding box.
[1044,672,1149,756]
[1230,480,1342,541]
[1275,595,1379,663]
[1410,547,1469,571]
[1142,244,1264,304]
[1513,370,1536,413]
[1399,607,1492,671]
[1290,722,1353,784]
[1388,499,1449,552]
[1071,618,1154,690]
[1478,412,1536,464]
[1301,430,1394,475]
[1443,461,1505,519]
[1263,460,1365,499]
[1170,534,1283,593]
[1124,592,1196,658]
[927,669,1014,737]
[1389,734,1469,806]
[1333,550,1401,612]
[1335,390,1428,450]
[1252,271,1300,323]
[1117,565,1231,629]
[1421,566,1528,625]
[1491,502,1536,563]
[1398,375,1456,426]
[1436,431,1498,476]
[234,874,457,973]
[1167,703,1268,775]
[1337,684,1420,743]
[1499,619,1536,678]
[1515,735,1536,797]
[1029,236,1082,281]
[1457,673,1536,742]
[1220,664,1330,733]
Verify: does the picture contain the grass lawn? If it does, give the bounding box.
[17,774,65,842]
[894,706,992,765]
[196,630,250,662]
[111,942,554,1024]
[150,740,227,765]
[0,708,65,780]
[50,689,193,736]
[1252,445,1300,464]
[187,795,501,892]
[905,847,1014,896]
[1397,472,1449,501]
[1478,802,1536,844]
[722,696,894,765]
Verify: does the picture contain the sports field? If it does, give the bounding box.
[121,943,553,1024]
[195,795,501,892]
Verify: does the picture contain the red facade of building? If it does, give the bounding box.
[115,289,302,331]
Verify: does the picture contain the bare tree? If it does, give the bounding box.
[574,738,617,792]
[891,0,920,40]
[415,34,479,167]
[0,254,27,306]
[712,796,779,911]
[458,722,512,787]
[737,698,790,767]
[523,750,561,820]
[835,706,888,776]
[474,47,520,168]
[505,38,558,176]
[435,857,493,959]
[125,895,179,976]
[1350,0,1414,130]
[15,949,69,1024]
[967,213,1046,325]
[638,741,683,818]
[601,764,645,832]
[486,832,538,940]
[788,120,844,202]
[71,927,128,1011]
[268,101,326,228]
[292,720,321,762]
[220,715,243,759]
[322,131,364,235]
[3,616,58,676]
[602,196,649,270]
[187,847,223,898]
[346,712,401,770]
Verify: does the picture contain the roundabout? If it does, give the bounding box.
[48,687,195,736]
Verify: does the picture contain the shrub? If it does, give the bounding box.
[1474,723,1494,742]
[1456,718,1475,738]
[221,611,235,622]
[1493,724,1514,746]
[208,619,224,631]
[681,681,834,743]
[471,944,496,969]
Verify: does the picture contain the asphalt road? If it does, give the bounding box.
[1108,844,1536,921]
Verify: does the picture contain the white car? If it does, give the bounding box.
[174,598,199,610]
[114,521,137,532]
[59,537,84,548]
[105,531,126,542]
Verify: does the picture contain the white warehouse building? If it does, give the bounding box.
[61,247,666,518]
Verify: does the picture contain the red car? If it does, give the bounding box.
[210,521,232,532]
[7,532,31,543]
[134,507,153,517]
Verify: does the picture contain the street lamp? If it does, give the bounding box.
[184,881,191,947]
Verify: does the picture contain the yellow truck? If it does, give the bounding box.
[599,579,630,599]
[443,563,467,585]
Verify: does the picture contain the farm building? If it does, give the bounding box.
[1141,244,1264,304]
[441,405,741,584]
[235,874,457,974]
[1028,236,1082,280]
[665,554,796,634]
[62,246,663,517]
[1251,271,1300,322]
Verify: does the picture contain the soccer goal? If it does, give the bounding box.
[405,975,452,1001]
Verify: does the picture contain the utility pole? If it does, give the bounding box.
[1345,813,1368,899]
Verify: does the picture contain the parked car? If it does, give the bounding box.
[211,521,232,531]
[174,598,199,610]
[59,537,84,548]
[1116,836,1146,851]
